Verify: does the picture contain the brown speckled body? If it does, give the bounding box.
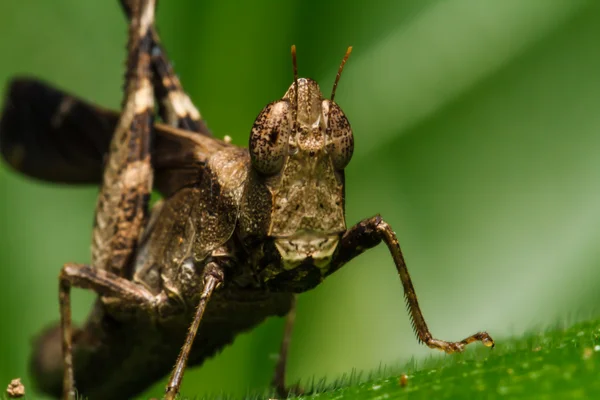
[22,74,355,397]
[1,4,495,399]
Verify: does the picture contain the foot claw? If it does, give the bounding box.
[479,332,495,348]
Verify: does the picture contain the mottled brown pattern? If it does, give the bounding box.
[133,148,250,299]
[324,100,354,170]
[250,79,348,267]
[0,13,496,398]
[0,79,229,191]
[120,0,208,135]
[249,100,291,174]
[91,0,155,277]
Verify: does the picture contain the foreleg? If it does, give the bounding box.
[331,215,494,353]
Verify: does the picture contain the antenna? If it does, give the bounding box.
[331,46,353,102]
[291,45,299,117]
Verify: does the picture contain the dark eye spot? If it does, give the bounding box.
[295,204,300,211]
[268,128,279,144]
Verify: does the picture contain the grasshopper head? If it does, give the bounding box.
[247,47,353,271]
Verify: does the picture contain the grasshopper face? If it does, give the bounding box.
[249,78,354,270]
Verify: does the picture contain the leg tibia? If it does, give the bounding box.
[332,215,495,354]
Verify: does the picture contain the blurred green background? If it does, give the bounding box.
[1,0,600,398]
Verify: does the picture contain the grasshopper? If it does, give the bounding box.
[0,0,494,399]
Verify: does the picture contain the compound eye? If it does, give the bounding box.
[323,100,354,170]
[249,100,291,175]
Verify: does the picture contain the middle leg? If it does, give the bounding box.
[272,294,303,397]
[164,261,225,400]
